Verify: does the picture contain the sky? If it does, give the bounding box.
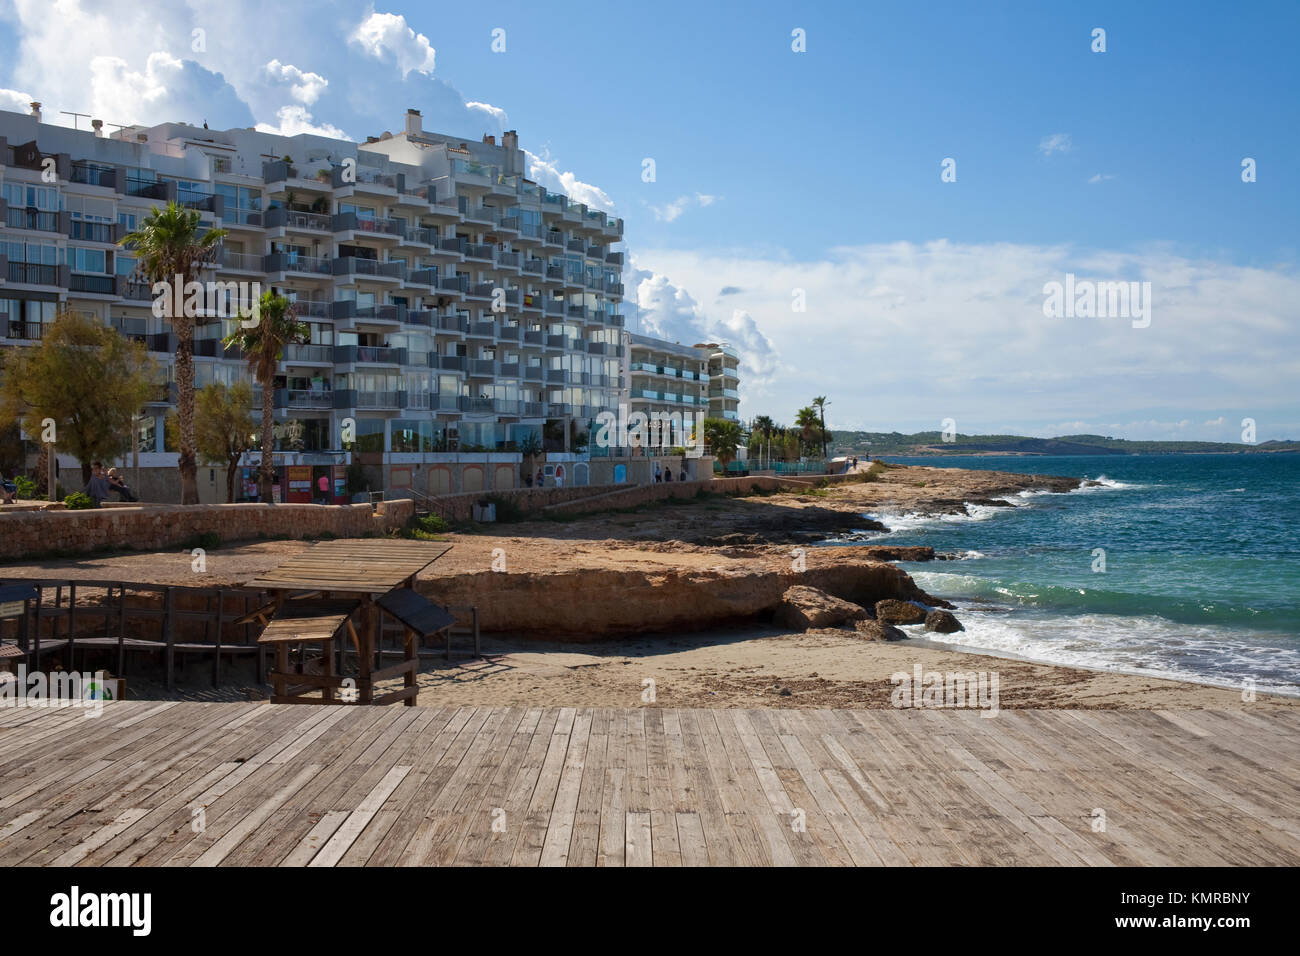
[1,0,1297,441]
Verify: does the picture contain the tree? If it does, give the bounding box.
[0,311,156,484]
[120,201,226,504]
[223,292,307,503]
[811,396,830,459]
[795,406,821,457]
[195,381,256,503]
[750,415,774,468]
[704,417,743,469]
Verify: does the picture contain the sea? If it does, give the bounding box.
[847,453,1300,696]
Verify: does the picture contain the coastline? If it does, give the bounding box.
[7,461,1294,708]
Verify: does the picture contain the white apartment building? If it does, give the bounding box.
[0,104,627,500]
[622,333,709,453]
[701,342,741,422]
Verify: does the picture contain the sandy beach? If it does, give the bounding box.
[8,463,1294,711]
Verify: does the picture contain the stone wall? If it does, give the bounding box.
[0,499,415,562]
[420,472,861,523]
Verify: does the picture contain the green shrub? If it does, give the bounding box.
[63,492,94,510]
[185,531,222,550]
[407,514,449,535]
[14,475,37,499]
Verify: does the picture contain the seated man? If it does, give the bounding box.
[106,468,137,502]
[0,472,16,504]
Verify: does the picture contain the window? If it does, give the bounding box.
[2,183,58,210]
[66,247,108,273]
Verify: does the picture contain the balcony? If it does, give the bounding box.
[350,390,406,409]
[6,262,61,286]
[219,250,263,272]
[496,251,521,269]
[605,280,625,297]
[468,320,496,338]
[2,319,44,340]
[334,344,407,365]
[69,273,116,295]
[282,343,333,363]
[6,207,65,233]
[124,177,171,201]
[439,274,469,294]
[289,298,332,319]
[522,401,545,417]
[331,212,404,238]
[469,358,497,376]
[434,354,466,372]
[275,388,334,410]
[265,252,332,275]
[545,334,567,349]
[332,257,406,280]
[408,309,435,328]
[587,245,604,259]
[438,236,467,256]
[463,205,497,226]
[69,220,121,243]
[545,265,565,282]
[566,238,586,253]
[524,366,544,381]
[498,362,521,377]
[70,162,116,187]
[264,207,331,232]
[522,258,544,276]
[407,267,438,287]
[465,243,494,262]
[436,313,468,333]
[544,231,563,247]
[460,396,495,414]
[605,251,624,266]
[523,330,544,346]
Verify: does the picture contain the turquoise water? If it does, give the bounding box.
[851,454,1300,695]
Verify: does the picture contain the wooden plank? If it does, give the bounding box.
[309,765,412,867]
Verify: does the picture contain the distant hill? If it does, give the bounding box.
[828,430,1300,457]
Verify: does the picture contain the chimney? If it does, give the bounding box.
[405,108,421,136]
[91,119,104,137]
[482,134,495,146]
[502,130,518,152]
[29,101,41,121]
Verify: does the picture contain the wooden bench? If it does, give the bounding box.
[258,600,360,705]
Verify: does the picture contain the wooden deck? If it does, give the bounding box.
[1,702,1297,866]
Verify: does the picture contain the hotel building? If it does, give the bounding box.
[0,103,736,500]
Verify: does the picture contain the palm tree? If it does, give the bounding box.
[223,292,308,503]
[795,406,820,457]
[120,202,226,504]
[811,396,830,459]
[704,417,743,470]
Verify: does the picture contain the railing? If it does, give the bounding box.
[70,273,115,294]
[289,298,331,318]
[6,208,59,231]
[269,208,331,231]
[466,243,494,260]
[545,265,565,281]
[566,238,586,253]
[544,231,563,246]
[3,320,43,340]
[278,388,334,409]
[70,162,115,186]
[355,390,403,408]
[70,220,117,243]
[440,275,469,293]
[220,250,262,271]
[125,177,168,200]
[283,344,333,363]
[439,236,467,255]
[522,258,544,275]
[435,355,466,371]
[496,251,520,268]
[7,262,58,284]
[269,253,332,274]
[437,314,468,333]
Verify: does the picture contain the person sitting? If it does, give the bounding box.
[0,472,16,504]
[664,467,673,482]
[106,468,137,502]
[83,463,112,508]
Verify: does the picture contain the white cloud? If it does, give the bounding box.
[263,60,328,105]
[525,148,615,212]
[350,11,437,77]
[254,105,350,140]
[630,241,1300,437]
[1039,133,1073,155]
[466,101,508,126]
[0,88,35,113]
[627,262,779,394]
[647,193,721,222]
[1088,173,1114,184]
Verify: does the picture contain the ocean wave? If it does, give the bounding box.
[907,569,1292,628]
[911,608,1300,697]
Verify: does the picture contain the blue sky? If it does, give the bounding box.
[2,0,1297,440]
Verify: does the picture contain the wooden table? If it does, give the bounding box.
[245,540,451,706]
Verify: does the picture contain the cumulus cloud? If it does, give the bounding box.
[647,193,721,222]
[87,52,254,129]
[263,60,328,105]
[525,148,615,212]
[466,101,508,127]
[254,105,350,139]
[631,241,1300,437]
[349,11,437,77]
[1088,173,1114,184]
[1039,133,1073,155]
[627,263,779,395]
[0,88,35,113]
